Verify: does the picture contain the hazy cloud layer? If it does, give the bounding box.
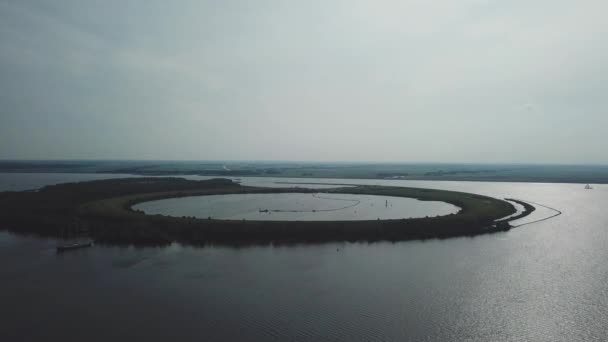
[1,0,607,162]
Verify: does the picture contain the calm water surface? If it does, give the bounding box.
[1,173,607,341]
[133,193,459,221]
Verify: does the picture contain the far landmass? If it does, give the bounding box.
[0,177,534,246]
[0,160,607,184]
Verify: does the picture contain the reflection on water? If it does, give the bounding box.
[1,174,607,341]
[133,193,459,221]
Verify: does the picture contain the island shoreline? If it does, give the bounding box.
[0,178,535,247]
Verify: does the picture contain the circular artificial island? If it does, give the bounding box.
[0,178,534,246]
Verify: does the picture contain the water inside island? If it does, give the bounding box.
[132,193,460,221]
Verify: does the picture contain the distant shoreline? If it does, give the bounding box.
[2,159,607,184]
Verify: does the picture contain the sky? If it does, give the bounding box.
[0,0,607,163]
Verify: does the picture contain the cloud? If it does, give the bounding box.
[0,0,607,162]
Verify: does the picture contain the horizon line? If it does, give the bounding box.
[1,158,608,167]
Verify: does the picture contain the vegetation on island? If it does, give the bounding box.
[0,177,534,246]
[502,198,536,222]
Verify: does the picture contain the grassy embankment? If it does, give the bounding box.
[0,177,528,246]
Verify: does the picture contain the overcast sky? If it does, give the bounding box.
[1,0,607,163]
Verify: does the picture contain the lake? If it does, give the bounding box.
[1,173,607,341]
[133,193,459,221]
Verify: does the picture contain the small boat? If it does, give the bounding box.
[56,241,93,253]
[585,184,593,190]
